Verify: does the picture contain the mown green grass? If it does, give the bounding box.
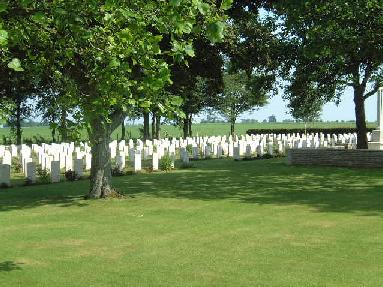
[1,158,383,286]
[0,121,376,143]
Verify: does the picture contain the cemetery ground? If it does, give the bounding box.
[1,158,383,286]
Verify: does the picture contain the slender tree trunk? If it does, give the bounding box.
[353,86,368,149]
[230,109,236,136]
[183,116,189,138]
[143,112,150,140]
[51,127,56,143]
[155,114,161,139]
[188,114,192,137]
[88,118,113,198]
[151,112,156,139]
[60,109,68,142]
[15,99,22,146]
[121,117,126,140]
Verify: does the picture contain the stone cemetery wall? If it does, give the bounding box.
[288,148,383,168]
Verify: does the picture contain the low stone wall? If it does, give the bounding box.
[288,148,383,168]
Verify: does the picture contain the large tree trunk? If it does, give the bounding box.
[155,114,161,139]
[353,86,368,149]
[15,99,22,146]
[143,112,150,140]
[88,118,113,198]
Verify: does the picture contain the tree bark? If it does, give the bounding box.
[87,110,124,198]
[188,114,192,137]
[88,118,113,198]
[183,116,189,138]
[143,112,150,140]
[155,114,161,139]
[60,108,68,142]
[230,120,235,136]
[15,98,22,146]
[51,127,56,143]
[353,86,368,149]
[151,111,156,139]
[121,117,126,140]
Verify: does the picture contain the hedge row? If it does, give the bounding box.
[246,127,376,135]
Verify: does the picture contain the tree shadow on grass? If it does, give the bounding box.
[0,158,382,216]
[0,261,23,272]
[116,159,383,216]
[0,181,89,212]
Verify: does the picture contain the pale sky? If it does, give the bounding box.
[237,87,377,123]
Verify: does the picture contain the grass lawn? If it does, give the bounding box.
[1,158,383,286]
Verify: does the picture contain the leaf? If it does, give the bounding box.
[220,0,233,10]
[140,100,151,108]
[206,21,225,43]
[0,1,8,13]
[198,2,210,15]
[0,29,8,46]
[20,0,33,8]
[184,44,195,57]
[170,96,183,106]
[170,0,181,6]
[31,12,48,25]
[8,58,24,72]
[109,58,120,68]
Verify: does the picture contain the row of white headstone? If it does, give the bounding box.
[0,131,366,187]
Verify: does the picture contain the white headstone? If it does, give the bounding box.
[233,146,240,160]
[245,144,252,158]
[192,147,199,159]
[26,162,36,183]
[73,159,83,177]
[152,152,159,171]
[85,153,92,170]
[134,151,142,172]
[2,150,11,166]
[50,161,60,183]
[0,164,11,187]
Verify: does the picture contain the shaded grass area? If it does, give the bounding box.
[0,158,383,286]
[0,122,376,143]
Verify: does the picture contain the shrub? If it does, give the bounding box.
[111,166,125,177]
[159,154,173,172]
[186,144,193,154]
[261,154,274,159]
[11,156,22,173]
[64,169,78,181]
[2,135,10,145]
[37,167,50,184]
[246,127,375,136]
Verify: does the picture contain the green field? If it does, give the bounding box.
[1,158,382,286]
[0,122,377,143]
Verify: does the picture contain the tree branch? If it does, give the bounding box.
[361,62,373,89]
[110,109,126,131]
[364,83,380,100]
